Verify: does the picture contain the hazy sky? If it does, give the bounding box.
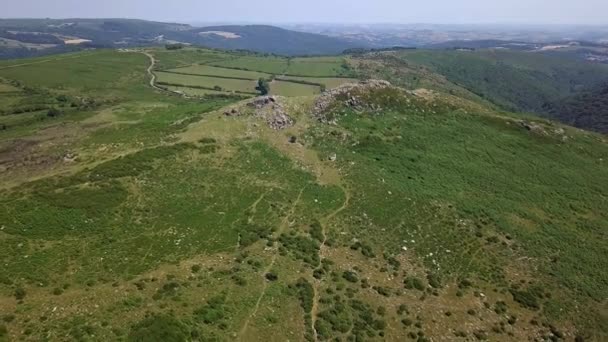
[3,0,608,25]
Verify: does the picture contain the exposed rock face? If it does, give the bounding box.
[313,79,393,123]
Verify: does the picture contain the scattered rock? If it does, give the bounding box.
[267,112,293,130]
[313,80,393,123]
[288,136,297,144]
[63,152,78,163]
[224,108,240,116]
[245,96,294,130]
[247,96,276,109]
[328,153,337,162]
[518,120,547,135]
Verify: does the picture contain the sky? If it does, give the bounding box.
[2,0,608,25]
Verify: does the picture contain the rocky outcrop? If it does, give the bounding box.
[241,96,295,130]
[312,80,393,123]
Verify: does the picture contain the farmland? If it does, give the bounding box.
[208,55,289,74]
[156,72,259,94]
[144,48,360,97]
[0,46,607,342]
[166,64,269,79]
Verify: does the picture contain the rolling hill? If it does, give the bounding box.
[0,47,607,342]
[0,19,360,58]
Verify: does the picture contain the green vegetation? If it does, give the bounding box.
[167,64,270,79]
[210,56,289,74]
[128,314,189,342]
[286,57,355,77]
[389,49,608,114]
[256,78,270,95]
[156,72,258,94]
[1,46,607,342]
[270,80,319,96]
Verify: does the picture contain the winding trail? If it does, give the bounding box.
[140,51,164,92]
[310,183,351,341]
[238,187,306,340]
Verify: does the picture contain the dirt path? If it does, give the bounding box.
[140,51,165,92]
[238,187,306,340]
[310,183,351,341]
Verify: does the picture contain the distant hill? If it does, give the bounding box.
[186,25,358,55]
[0,19,360,58]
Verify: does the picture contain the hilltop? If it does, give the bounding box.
[0,47,607,341]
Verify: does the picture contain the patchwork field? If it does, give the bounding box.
[278,76,357,89]
[156,71,258,94]
[209,55,290,74]
[145,49,359,98]
[166,85,232,96]
[166,64,269,80]
[286,56,355,77]
[151,48,235,70]
[0,47,607,342]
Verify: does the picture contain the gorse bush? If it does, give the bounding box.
[128,314,189,342]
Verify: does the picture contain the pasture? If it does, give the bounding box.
[147,49,360,97]
[269,80,321,96]
[156,71,258,94]
[166,64,269,79]
[278,76,357,89]
[286,56,354,77]
[209,55,290,74]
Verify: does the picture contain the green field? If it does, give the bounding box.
[151,48,235,70]
[0,51,147,90]
[0,82,20,92]
[278,76,357,89]
[166,85,233,96]
[0,47,607,342]
[286,56,354,77]
[156,71,258,94]
[150,50,359,97]
[269,80,321,96]
[167,64,270,80]
[209,55,289,74]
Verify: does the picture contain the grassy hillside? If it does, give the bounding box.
[0,49,607,342]
[356,49,608,133]
[383,50,608,112]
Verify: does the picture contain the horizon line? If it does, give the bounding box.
[1,17,607,27]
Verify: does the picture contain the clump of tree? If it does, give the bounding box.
[256,78,270,95]
[128,314,189,342]
[165,44,184,50]
[47,108,62,117]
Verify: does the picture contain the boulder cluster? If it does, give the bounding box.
[313,80,392,123]
[225,96,294,130]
